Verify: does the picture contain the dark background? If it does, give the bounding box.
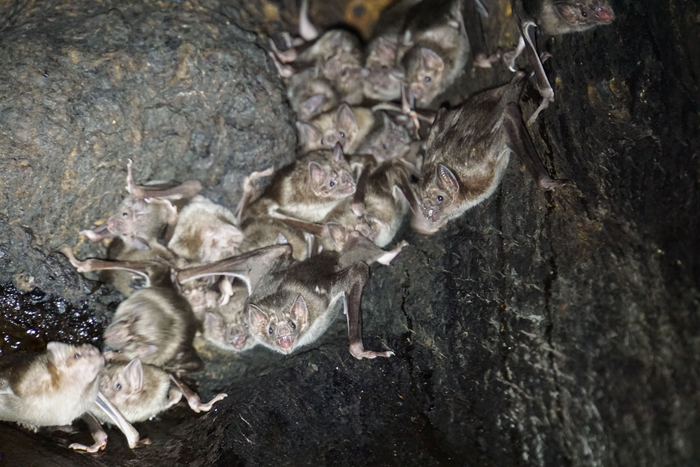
[0,0,698,465]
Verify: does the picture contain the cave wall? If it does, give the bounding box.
[1,0,699,466]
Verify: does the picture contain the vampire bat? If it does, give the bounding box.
[270,28,367,106]
[0,343,143,452]
[297,104,375,155]
[244,144,356,224]
[356,111,413,163]
[504,0,614,123]
[412,71,569,234]
[60,246,204,373]
[398,0,471,107]
[199,282,258,352]
[167,195,244,265]
[287,68,339,121]
[246,247,396,359]
[94,356,227,424]
[81,159,202,251]
[363,37,405,102]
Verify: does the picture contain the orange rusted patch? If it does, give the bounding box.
[344,0,395,39]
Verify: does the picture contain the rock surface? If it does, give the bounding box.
[1,0,699,466]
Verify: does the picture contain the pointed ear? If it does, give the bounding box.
[332,143,344,162]
[301,94,326,118]
[248,305,269,333]
[381,111,392,128]
[204,311,224,334]
[376,37,397,57]
[122,358,144,394]
[296,121,323,147]
[47,342,71,368]
[291,294,309,330]
[336,104,358,135]
[554,4,579,24]
[276,233,289,245]
[420,48,444,72]
[133,343,159,357]
[308,161,328,188]
[435,163,460,193]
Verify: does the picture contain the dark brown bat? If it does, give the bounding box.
[398,0,470,107]
[94,356,227,423]
[504,0,615,123]
[0,343,143,452]
[297,104,375,155]
[81,159,202,250]
[245,248,396,359]
[412,72,568,234]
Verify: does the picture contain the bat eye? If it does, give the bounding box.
[339,132,345,138]
[329,180,336,187]
[581,10,587,17]
[122,212,128,218]
[74,353,82,359]
[437,195,444,202]
[290,321,296,330]
[383,144,388,150]
[244,323,249,329]
[424,76,431,83]
[268,327,274,335]
[341,69,348,77]
[115,383,122,391]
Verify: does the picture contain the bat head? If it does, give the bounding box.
[358,112,412,162]
[248,294,309,355]
[47,342,104,385]
[404,47,445,107]
[553,0,615,32]
[320,103,360,150]
[414,163,460,234]
[308,145,356,200]
[99,358,144,405]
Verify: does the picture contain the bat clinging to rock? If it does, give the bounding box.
[505,0,615,123]
[412,72,569,234]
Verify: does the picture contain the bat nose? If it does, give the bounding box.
[595,7,614,23]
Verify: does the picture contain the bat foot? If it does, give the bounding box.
[268,51,295,78]
[350,342,395,359]
[473,52,500,69]
[187,392,228,413]
[69,438,107,454]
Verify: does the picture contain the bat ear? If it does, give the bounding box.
[326,222,347,248]
[376,37,397,57]
[296,121,323,147]
[248,304,269,333]
[291,294,309,330]
[308,161,328,189]
[204,311,224,334]
[381,111,392,128]
[435,163,460,193]
[336,104,358,135]
[276,233,289,245]
[301,94,326,119]
[133,343,159,357]
[123,358,144,394]
[332,142,344,162]
[420,48,444,72]
[554,4,580,24]
[47,342,72,368]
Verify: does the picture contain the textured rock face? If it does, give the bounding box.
[0,0,297,305]
[1,0,700,466]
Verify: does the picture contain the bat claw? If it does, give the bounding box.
[350,343,395,359]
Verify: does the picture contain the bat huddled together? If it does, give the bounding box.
[1,0,613,454]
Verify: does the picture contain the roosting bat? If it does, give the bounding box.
[411,71,569,234]
[504,0,615,123]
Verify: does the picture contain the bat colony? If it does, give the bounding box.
[0,0,613,453]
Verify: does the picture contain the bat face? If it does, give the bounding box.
[308,147,357,200]
[248,294,309,355]
[358,113,412,163]
[404,47,445,106]
[552,0,615,31]
[414,163,461,233]
[99,358,143,404]
[48,342,105,385]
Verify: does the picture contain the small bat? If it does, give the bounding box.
[356,111,413,163]
[61,246,203,373]
[245,144,356,224]
[199,282,258,352]
[297,104,375,155]
[81,159,202,251]
[94,355,227,423]
[412,72,569,234]
[287,68,339,121]
[398,0,470,107]
[244,247,398,360]
[167,195,244,265]
[363,37,404,102]
[0,343,143,452]
[504,0,615,123]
